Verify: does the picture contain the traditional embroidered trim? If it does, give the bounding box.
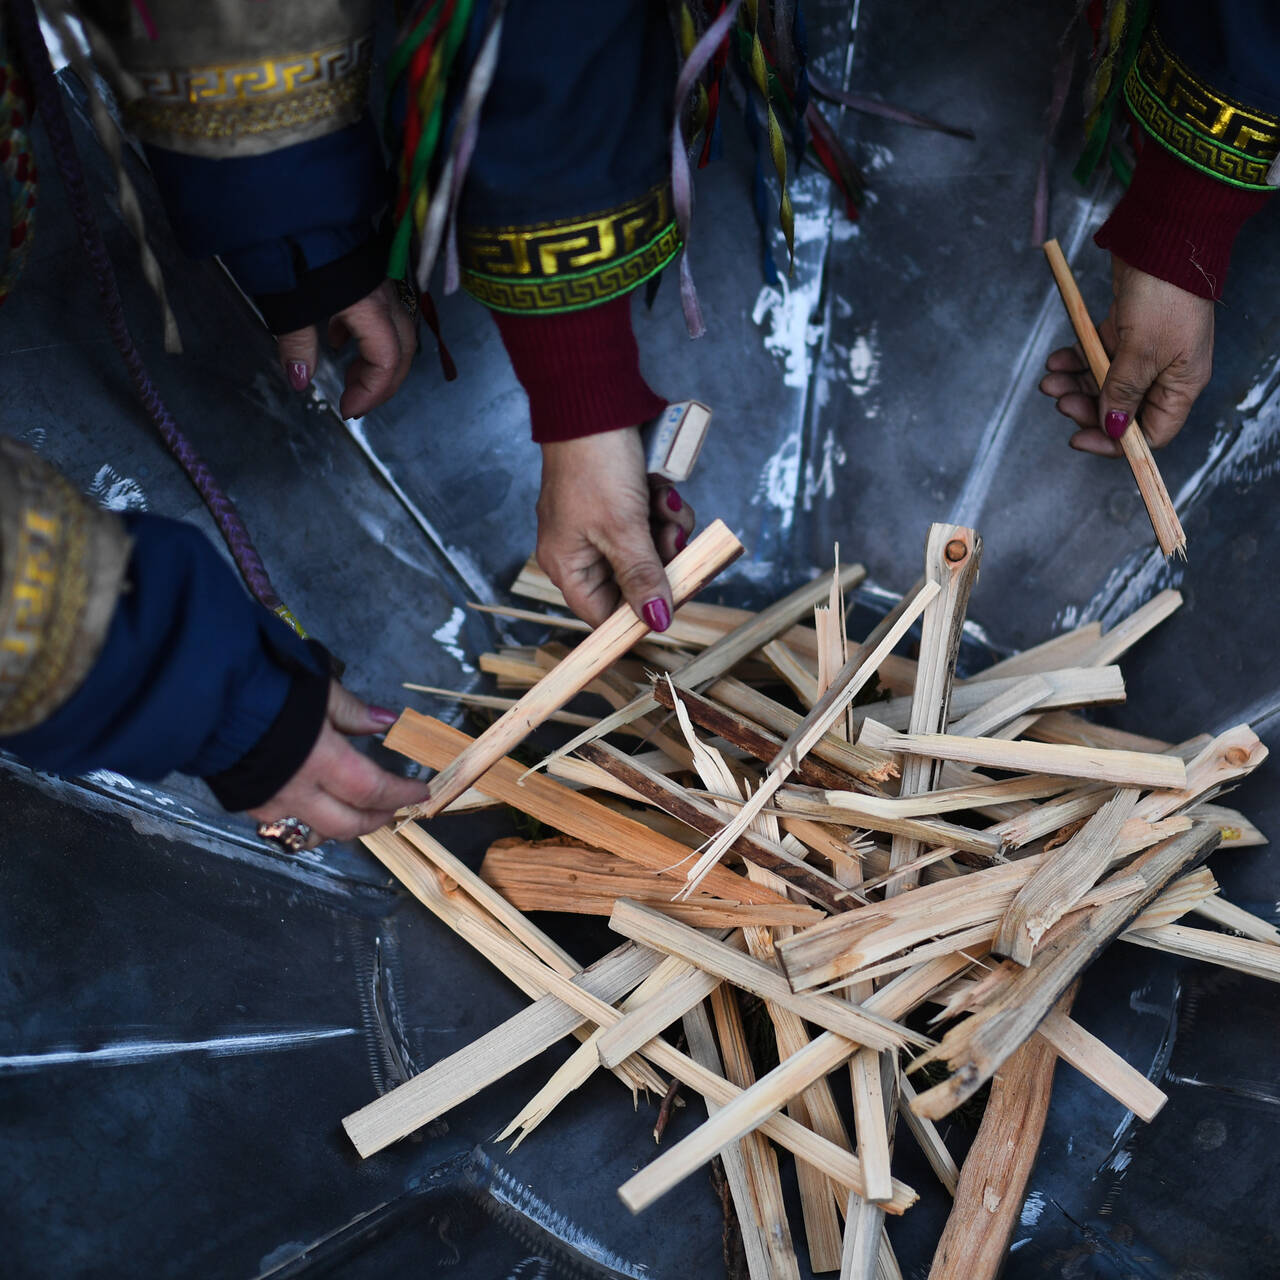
[125,36,372,143]
[459,184,680,313]
[1124,27,1280,190]
[462,222,681,314]
[0,441,131,736]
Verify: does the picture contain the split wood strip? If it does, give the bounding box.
[480,841,822,930]
[889,524,982,894]
[1122,923,1280,983]
[709,985,811,1278]
[651,677,864,792]
[608,899,923,1052]
[849,1048,894,1204]
[434,905,913,1210]
[896,1074,959,1196]
[402,684,600,728]
[405,520,743,818]
[994,788,1140,966]
[925,989,1072,1280]
[1189,802,1267,848]
[858,718,1188,791]
[472,600,696,650]
[386,713,789,907]
[524,563,866,778]
[361,828,664,1097]
[1083,589,1184,667]
[578,740,851,912]
[909,822,1220,1120]
[969,621,1103,683]
[681,1001,801,1280]
[615,953,968,1216]
[710,677,898,787]
[1044,239,1186,557]
[1126,867,1218,930]
[1027,711,1173,753]
[544,755,651,805]
[1035,1007,1167,1122]
[1134,723,1268,824]
[850,666,1126,734]
[804,773,1074,820]
[342,933,662,1157]
[1192,894,1280,944]
[763,638,821,706]
[949,674,1053,739]
[771,791,1006,858]
[680,581,941,894]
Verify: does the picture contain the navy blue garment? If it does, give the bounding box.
[1,515,326,802]
[1156,0,1280,116]
[145,119,391,332]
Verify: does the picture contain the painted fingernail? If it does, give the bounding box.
[642,598,671,632]
[1105,410,1130,440]
[288,360,310,391]
[675,527,687,551]
[368,706,398,727]
[666,489,683,513]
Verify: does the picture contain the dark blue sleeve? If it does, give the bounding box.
[145,119,392,332]
[0,514,327,803]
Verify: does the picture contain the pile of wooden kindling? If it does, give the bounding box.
[342,520,1276,1279]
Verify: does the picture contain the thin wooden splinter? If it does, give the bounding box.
[1043,239,1186,559]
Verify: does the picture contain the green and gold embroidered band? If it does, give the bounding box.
[459,183,682,314]
[1124,26,1280,190]
[125,35,373,151]
[0,439,132,736]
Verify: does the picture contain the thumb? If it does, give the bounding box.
[326,681,399,736]
[277,325,320,393]
[599,520,675,633]
[1098,338,1156,447]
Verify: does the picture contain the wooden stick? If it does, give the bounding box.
[680,581,941,893]
[949,674,1053,738]
[858,718,1188,791]
[386,714,789,907]
[763,638,821,706]
[404,520,743,818]
[1190,803,1268,849]
[897,1074,959,1195]
[804,773,1074,819]
[971,621,1102,683]
[608,899,922,1052]
[1122,922,1280,983]
[402,683,599,727]
[1043,239,1186,557]
[1192,894,1280,944]
[890,525,982,893]
[908,822,1219,1120]
[681,1001,802,1280]
[994,788,1140,965]
[925,990,1071,1280]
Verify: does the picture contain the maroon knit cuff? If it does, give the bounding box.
[1094,140,1271,301]
[490,295,667,444]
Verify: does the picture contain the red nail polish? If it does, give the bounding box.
[666,489,683,513]
[675,527,687,551]
[288,361,310,391]
[642,598,671,632]
[1105,410,1130,440]
[368,706,398,727]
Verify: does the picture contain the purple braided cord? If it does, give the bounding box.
[9,0,282,613]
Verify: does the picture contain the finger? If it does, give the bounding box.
[648,484,697,538]
[1044,344,1090,376]
[542,545,620,628]
[596,519,674,633]
[323,736,432,813]
[1068,427,1124,458]
[298,789,397,844]
[1132,372,1205,450]
[327,681,400,736]
[1097,335,1157,446]
[277,325,320,392]
[1047,389,1101,432]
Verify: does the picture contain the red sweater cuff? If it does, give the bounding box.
[1094,140,1271,301]
[490,295,667,444]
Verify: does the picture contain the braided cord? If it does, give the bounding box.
[8,0,294,625]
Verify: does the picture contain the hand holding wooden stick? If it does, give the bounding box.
[1042,239,1187,559]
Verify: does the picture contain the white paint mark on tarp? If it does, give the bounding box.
[433,606,475,673]
[88,464,147,511]
[1020,1190,1046,1226]
[847,328,880,397]
[752,276,824,390]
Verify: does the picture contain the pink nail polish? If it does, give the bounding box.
[642,598,671,632]
[1105,410,1130,440]
[288,361,310,391]
[666,489,683,513]
[368,706,398,727]
[675,527,687,551]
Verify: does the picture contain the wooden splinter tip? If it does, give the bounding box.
[944,539,968,564]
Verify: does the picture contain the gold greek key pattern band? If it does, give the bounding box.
[0,440,132,736]
[1124,27,1280,190]
[125,35,372,149]
[459,184,681,313]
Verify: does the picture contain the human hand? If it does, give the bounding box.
[536,426,697,630]
[277,279,418,419]
[1039,256,1214,456]
[248,681,428,848]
